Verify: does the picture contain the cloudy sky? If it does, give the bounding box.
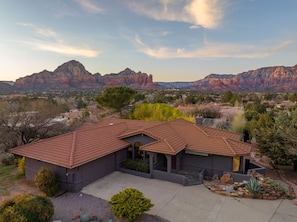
[1,0,297,82]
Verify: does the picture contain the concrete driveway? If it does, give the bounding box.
[82,171,297,222]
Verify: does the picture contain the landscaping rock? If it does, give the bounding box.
[220,173,234,184]
[206,172,292,200]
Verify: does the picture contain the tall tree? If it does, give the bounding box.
[255,109,297,170]
[96,86,137,114]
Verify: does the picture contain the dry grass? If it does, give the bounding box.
[0,165,19,196]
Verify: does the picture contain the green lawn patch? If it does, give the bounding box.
[0,165,19,196]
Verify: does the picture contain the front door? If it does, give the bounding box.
[172,155,176,170]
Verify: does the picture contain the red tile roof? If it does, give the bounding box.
[11,118,251,168]
[11,122,130,169]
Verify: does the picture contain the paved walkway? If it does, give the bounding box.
[82,171,297,222]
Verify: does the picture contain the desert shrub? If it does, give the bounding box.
[110,188,153,222]
[123,159,149,173]
[0,193,54,222]
[264,178,291,197]
[0,153,15,166]
[17,157,25,176]
[192,105,221,119]
[35,167,59,197]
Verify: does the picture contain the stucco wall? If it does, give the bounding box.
[115,148,127,169]
[25,157,68,190]
[25,150,125,192]
[80,153,116,188]
[123,134,156,145]
[181,153,233,177]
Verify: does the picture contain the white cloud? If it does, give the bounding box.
[22,40,100,57]
[17,23,100,57]
[75,0,104,13]
[142,28,171,38]
[134,35,294,59]
[126,0,228,29]
[17,23,58,38]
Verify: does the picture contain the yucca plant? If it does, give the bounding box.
[246,178,262,195]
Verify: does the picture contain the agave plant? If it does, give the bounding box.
[246,178,262,194]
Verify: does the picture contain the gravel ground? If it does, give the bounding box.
[51,192,169,222]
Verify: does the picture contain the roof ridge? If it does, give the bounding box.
[163,138,175,154]
[222,137,236,156]
[196,124,237,139]
[142,129,163,141]
[193,124,210,136]
[69,132,77,168]
[227,138,252,152]
[167,122,188,145]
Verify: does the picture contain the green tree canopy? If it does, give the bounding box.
[96,86,137,114]
[255,109,297,170]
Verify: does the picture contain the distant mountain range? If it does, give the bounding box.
[1,60,297,92]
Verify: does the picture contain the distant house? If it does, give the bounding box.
[10,118,264,192]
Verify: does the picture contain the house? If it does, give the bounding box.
[10,118,264,192]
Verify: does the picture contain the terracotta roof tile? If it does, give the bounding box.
[198,125,242,141]
[11,118,251,168]
[140,122,187,155]
[11,123,130,169]
[167,119,250,156]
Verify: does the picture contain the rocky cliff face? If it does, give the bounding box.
[0,82,14,92]
[189,65,297,92]
[96,68,155,89]
[14,60,159,90]
[8,61,297,92]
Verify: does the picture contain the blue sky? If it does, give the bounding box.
[1,0,297,82]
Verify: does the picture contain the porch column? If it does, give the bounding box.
[149,153,154,174]
[176,152,181,171]
[132,146,135,161]
[165,154,172,173]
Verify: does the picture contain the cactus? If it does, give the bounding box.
[246,178,262,194]
[79,213,98,222]
[80,213,91,222]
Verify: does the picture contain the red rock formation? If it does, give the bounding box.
[0,81,14,92]
[14,61,160,90]
[190,64,297,92]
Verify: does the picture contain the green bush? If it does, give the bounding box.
[35,167,59,197]
[0,193,54,222]
[0,153,15,166]
[123,159,149,173]
[110,188,153,222]
[264,178,291,197]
